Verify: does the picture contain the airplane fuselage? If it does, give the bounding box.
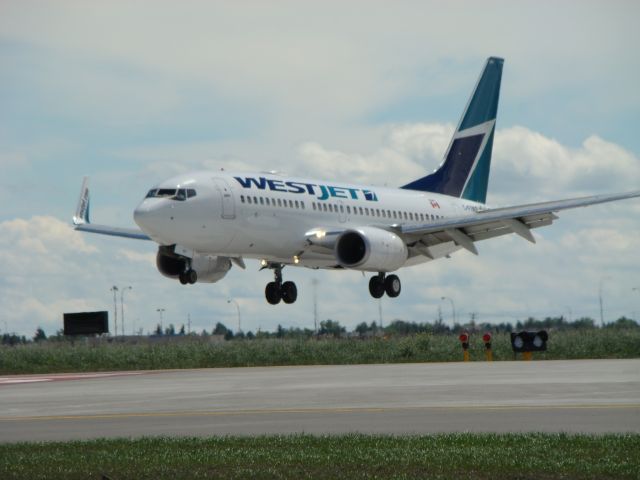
[134,171,485,270]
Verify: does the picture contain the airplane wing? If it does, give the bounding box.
[73,176,151,241]
[399,190,640,257]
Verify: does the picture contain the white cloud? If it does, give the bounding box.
[293,123,639,206]
[491,128,640,202]
[117,249,155,265]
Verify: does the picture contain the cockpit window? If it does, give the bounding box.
[145,188,196,201]
[157,189,178,198]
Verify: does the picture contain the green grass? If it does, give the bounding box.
[1,329,639,375]
[0,433,638,479]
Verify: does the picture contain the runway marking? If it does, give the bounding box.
[2,403,639,422]
[0,371,147,386]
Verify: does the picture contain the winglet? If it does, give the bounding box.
[73,176,91,225]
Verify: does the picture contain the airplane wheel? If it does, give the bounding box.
[187,269,198,285]
[385,274,401,298]
[369,276,385,299]
[179,272,188,285]
[265,282,281,305]
[281,281,298,304]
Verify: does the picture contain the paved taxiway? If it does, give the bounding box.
[1,359,638,441]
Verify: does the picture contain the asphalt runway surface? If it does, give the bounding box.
[1,359,638,442]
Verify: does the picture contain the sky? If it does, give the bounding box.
[1,1,639,337]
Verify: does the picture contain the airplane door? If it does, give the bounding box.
[338,200,347,223]
[212,178,236,219]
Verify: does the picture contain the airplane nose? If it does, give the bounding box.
[133,199,161,232]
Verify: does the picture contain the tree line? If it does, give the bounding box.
[2,315,637,346]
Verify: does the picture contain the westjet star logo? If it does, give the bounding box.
[234,176,379,202]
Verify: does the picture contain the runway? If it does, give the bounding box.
[1,359,638,442]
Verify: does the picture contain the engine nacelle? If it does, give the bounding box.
[156,247,231,283]
[335,226,407,272]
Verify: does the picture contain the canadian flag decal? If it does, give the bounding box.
[430,199,440,208]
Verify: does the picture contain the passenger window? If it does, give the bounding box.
[240,195,245,203]
[295,200,299,209]
[289,200,294,208]
[260,197,264,205]
[346,206,351,214]
[301,202,305,210]
[247,197,252,204]
[277,199,282,207]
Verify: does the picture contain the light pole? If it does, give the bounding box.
[227,299,241,333]
[156,308,165,333]
[120,286,132,337]
[110,286,118,336]
[441,296,457,326]
[599,276,611,327]
[564,306,572,323]
[312,278,319,334]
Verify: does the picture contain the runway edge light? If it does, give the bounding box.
[458,332,470,362]
[482,332,493,361]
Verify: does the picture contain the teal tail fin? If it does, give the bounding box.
[401,57,503,204]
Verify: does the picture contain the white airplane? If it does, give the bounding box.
[73,57,640,305]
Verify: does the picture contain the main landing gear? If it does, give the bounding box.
[265,264,298,305]
[368,273,401,299]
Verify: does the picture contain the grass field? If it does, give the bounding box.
[1,433,638,479]
[1,329,638,374]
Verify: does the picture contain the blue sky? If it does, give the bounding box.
[1,1,639,337]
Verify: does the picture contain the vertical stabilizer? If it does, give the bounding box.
[401,57,503,204]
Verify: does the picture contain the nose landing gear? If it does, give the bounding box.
[264,264,298,305]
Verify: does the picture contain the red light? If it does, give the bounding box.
[482,333,492,343]
[458,333,469,343]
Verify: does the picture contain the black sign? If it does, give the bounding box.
[510,330,548,352]
[63,311,109,336]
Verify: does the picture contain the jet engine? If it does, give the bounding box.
[156,246,231,283]
[335,227,407,272]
